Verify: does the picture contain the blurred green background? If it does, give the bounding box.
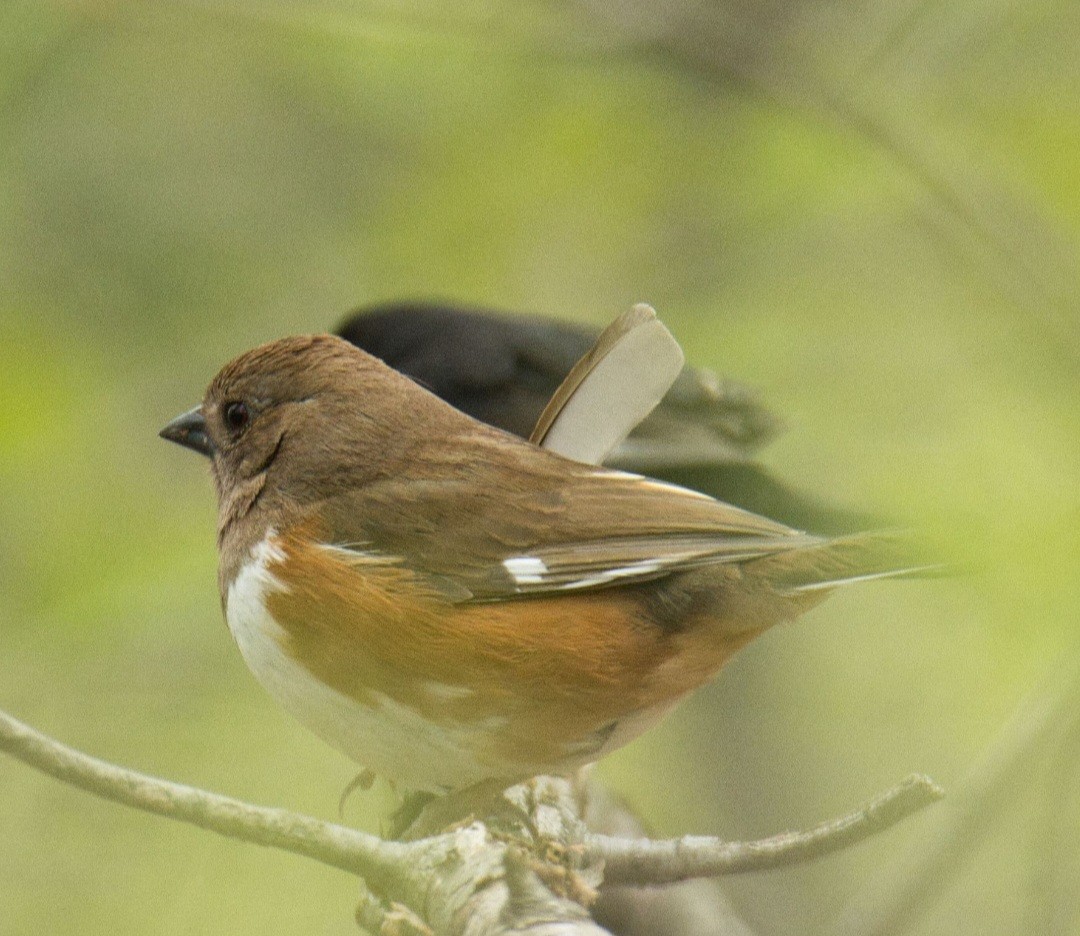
[1,1,1078,934]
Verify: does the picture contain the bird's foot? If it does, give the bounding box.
[337,767,377,820]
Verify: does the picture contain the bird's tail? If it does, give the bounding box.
[750,530,942,594]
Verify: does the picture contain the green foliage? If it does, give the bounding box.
[1,3,1077,933]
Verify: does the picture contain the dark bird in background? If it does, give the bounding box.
[336,302,874,534]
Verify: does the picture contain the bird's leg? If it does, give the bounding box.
[337,767,377,820]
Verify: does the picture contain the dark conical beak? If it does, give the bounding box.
[160,406,214,458]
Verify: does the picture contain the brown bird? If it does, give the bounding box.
[161,334,920,792]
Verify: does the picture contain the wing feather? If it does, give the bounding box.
[529,305,685,465]
[489,530,819,596]
[318,444,817,602]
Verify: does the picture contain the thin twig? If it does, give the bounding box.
[0,707,408,883]
[583,778,761,936]
[590,774,943,886]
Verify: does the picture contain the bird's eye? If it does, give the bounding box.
[223,401,250,434]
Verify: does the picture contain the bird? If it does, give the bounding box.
[336,301,873,534]
[161,333,923,795]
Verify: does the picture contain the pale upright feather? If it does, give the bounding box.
[530,304,685,465]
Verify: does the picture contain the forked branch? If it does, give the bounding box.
[0,705,940,935]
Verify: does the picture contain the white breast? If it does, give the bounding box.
[224,534,507,792]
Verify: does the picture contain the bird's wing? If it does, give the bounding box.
[469,529,816,598]
[317,443,818,602]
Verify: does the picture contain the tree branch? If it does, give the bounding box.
[0,706,610,934]
[590,774,942,885]
[0,704,942,934]
[0,706,408,882]
[583,779,761,936]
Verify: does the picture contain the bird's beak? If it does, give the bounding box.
[160,406,214,458]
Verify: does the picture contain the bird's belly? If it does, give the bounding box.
[222,534,740,791]
[224,539,505,791]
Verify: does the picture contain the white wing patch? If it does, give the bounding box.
[503,555,549,585]
[498,529,819,596]
[558,559,664,591]
[500,549,687,592]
